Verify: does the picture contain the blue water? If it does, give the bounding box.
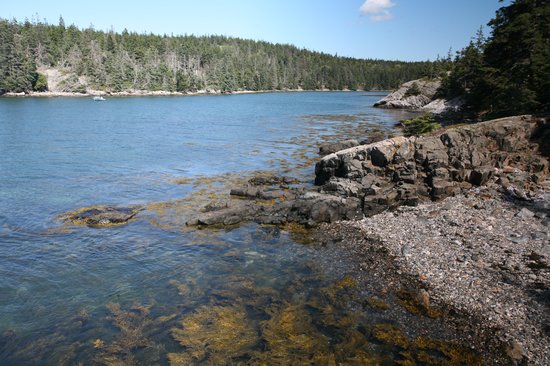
[0,93,467,365]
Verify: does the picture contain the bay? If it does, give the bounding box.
[0,92,475,365]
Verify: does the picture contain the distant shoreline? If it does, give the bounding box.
[0,88,390,98]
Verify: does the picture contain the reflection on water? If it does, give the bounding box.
[0,93,479,364]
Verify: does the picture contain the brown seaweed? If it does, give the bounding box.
[94,303,156,366]
[170,304,258,365]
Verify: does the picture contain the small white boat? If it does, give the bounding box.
[93,96,106,101]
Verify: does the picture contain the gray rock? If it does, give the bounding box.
[506,186,530,201]
[319,139,359,156]
[509,236,528,244]
[414,136,448,168]
[61,205,141,227]
[370,144,394,167]
[469,166,493,186]
[430,179,456,200]
[230,187,260,198]
[248,175,300,186]
[516,208,535,219]
[373,79,441,110]
[321,178,363,198]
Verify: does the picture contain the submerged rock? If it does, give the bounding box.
[60,205,141,227]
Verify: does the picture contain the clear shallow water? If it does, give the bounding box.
[0,93,476,365]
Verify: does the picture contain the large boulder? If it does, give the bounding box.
[373,79,441,110]
[373,79,465,117]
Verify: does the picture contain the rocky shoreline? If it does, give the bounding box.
[181,115,548,229]
[372,78,464,118]
[318,185,549,365]
[183,114,549,364]
[314,115,550,365]
[60,114,549,364]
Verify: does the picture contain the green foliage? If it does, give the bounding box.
[440,0,549,117]
[404,82,422,97]
[33,72,48,91]
[0,17,438,93]
[401,114,441,136]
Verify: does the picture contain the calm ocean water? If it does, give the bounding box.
[0,93,475,365]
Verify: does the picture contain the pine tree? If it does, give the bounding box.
[0,16,436,94]
[482,0,549,114]
[441,0,549,117]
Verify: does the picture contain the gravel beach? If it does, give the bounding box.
[321,182,549,365]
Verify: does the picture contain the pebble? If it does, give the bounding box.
[516,207,535,219]
[509,236,528,244]
[330,186,550,365]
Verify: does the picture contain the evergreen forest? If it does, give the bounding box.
[0,17,445,94]
[440,0,549,117]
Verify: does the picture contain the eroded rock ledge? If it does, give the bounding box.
[372,78,464,116]
[189,115,548,228]
[315,115,548,215]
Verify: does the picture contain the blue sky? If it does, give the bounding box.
[3,0,510,61]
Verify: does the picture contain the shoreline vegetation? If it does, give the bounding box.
[0,17,446,96]
[0,88,375,98]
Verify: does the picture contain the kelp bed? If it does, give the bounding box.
[1,240,482,365]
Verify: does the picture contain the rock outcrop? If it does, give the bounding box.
[373,79,441,110]
[187,189,363,227]
[188,115,548,228]
[420,96,464,115]
[373,78,464,116]
[315,115,548,217]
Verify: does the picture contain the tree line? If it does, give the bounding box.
[0,17,448,94]
[439,0,549,118]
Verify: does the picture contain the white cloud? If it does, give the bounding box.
[359,0,395,21]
